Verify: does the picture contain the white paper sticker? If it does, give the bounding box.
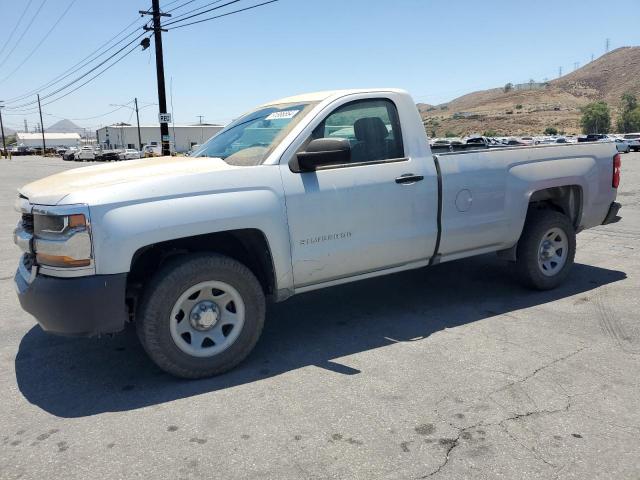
[265,110,300,121]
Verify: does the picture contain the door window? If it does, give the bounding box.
[312,99,404,164]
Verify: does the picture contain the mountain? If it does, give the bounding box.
[421,46,640,136]
[45,119,85,134]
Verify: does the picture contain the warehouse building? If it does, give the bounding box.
[96,124,224,153]
[15,132,81,148]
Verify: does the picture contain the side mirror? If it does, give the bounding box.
[296,138,351,171]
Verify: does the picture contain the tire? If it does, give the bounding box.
[515,209,576,290]
[137,253,266,379]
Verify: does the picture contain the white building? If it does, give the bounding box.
[96,124,224,153]
[15,132,81,148]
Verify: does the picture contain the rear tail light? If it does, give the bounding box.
[613,153,621,188]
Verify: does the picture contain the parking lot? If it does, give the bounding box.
[0,154,638,479]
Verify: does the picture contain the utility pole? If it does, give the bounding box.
[197,115,204,125]
[37,94,46,155]
[0,102,7,158]
[141,1,171,156]
[605,38,610,54]
[134,97,143,151]
[23,118,28,133]
[558,66,562,78]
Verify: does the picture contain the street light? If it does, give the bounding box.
[109,99,158,151]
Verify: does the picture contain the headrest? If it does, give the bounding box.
[354,117,389,142]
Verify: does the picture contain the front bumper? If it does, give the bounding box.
[15,261,128,337]
[602,202,622,225]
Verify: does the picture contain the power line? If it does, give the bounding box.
[166,0,199,13]
[0,0,49,69]
[162,0,184,9]
[36,43,142,110]
[166,0,279,30]
[163,0,242,27]
[4,42,144,116]
[3,17,147,104]
[6,33,147,110]
[0,0,35,60]
[164,0,227,23]
[0,0,78,84]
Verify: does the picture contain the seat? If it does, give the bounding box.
[351,117,390,163]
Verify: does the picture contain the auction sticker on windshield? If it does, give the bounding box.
[266,110,300,120]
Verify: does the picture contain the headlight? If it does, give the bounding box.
[33,211,92,268]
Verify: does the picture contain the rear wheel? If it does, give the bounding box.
[515,210,576,290]
[137,253,265,378]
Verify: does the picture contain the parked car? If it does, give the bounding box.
[13,88,622,379]
[62,147,78,161]
[622,133,640,152]
[11,145,35,156]
[119,149,141,160]
[100,150,121,162]
[519,136,534,145]
[142,144,161,157]
[142,143,176,157]
[613,138,631,153]
[75,146,96,161]
[578,134,608,143]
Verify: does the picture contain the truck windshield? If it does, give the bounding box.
[191,101,318,166]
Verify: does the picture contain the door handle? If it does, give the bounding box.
[395,173,424,184]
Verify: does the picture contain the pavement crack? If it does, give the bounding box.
[417,423,483,479]
[490,346,587,397]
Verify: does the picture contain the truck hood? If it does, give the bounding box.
[19,156,237,205]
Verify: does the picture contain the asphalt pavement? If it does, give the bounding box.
[0,154,638,479]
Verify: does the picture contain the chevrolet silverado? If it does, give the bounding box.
[13,89,622,378]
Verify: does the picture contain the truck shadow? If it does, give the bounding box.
[15,255,626,418]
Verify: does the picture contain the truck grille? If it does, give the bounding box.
[21,213,34,234]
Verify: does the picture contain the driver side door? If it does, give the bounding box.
[280,96,436,288]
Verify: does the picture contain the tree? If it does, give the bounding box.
[617,108,640,133]
[544,127,558,135]
[580,101,611,134]
[621,92,637,112]
[504,83,513,93]
[616,92,640,133]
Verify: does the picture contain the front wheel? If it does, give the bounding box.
[137,253,266,378]
[515,210,576,290]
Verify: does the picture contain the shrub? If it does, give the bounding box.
[580,101,611,134]
[544,127,558,135]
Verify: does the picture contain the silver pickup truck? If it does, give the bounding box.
[13,89,622,378]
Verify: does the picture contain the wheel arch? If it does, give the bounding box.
[499,184,583,262]
[127,229,278,313]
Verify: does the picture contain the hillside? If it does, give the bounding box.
[421,46,640,136]
[45,119,85,134]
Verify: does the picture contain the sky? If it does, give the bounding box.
[0,0,638,132]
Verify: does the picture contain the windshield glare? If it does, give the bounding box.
[191,101,317,166]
